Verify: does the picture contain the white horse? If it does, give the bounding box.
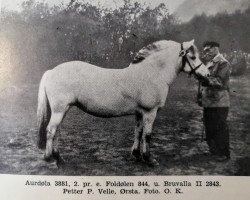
[37,39,209,164]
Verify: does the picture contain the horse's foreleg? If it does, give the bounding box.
[142,109,158,163]
[44,112,64,162]
[131,113,143,160]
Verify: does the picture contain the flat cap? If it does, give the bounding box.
[203,41,220,50]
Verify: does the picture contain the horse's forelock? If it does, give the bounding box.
[183,40,196,51]
[186,43,199,57]
[192,44,200,56]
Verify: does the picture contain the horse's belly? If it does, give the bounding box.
[77,96,137,117]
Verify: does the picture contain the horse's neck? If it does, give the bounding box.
[157,45,181,85]
[129,48,180,86]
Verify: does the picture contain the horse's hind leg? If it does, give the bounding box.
[44,111,65,162]
[52,129,65,165]
[131,113,143,160]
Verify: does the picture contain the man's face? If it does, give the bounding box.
[203,46,218,61]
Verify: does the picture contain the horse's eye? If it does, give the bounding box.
[190,56,196,60]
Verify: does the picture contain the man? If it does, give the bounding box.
[199,41,231,161]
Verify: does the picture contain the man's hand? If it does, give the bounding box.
[200,78,210,86]
[197,76,210,86]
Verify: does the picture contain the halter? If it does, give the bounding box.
[179,43,203,76]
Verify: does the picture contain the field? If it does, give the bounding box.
[0,72,249,176]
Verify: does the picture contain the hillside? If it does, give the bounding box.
[175,0,250,21]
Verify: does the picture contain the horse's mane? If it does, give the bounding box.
[132,40,172,64]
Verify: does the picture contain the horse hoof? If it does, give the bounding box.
[55,156,65,166]
[148,158,159,166]
[52,150,60,159]
[44,154,54,162]
[142,153,159,166]
[132,149,141,160]
[56,158,65,167]
[52,150,65,165]
[142,152,150,162]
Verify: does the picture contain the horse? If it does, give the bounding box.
[37,39,210,164]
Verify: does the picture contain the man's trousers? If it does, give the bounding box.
[203,107,230,157]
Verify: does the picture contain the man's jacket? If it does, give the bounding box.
[200,54,231,107]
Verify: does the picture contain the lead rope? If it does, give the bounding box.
[198,81,205,142]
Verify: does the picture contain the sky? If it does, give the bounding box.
[0,0,185,13]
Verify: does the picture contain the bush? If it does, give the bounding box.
[230,55,247,76]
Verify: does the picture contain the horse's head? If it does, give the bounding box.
[180,39,210,79]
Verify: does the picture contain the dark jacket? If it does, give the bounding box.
[200,54,231,107]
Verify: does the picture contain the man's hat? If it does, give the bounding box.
[203,41,220,51]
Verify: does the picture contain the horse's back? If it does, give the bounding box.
[50,60,124,81]
[51,61,99,77]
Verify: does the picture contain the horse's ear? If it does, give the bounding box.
[184,39,195,50]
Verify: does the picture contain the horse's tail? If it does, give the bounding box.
[37,71,51,150]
